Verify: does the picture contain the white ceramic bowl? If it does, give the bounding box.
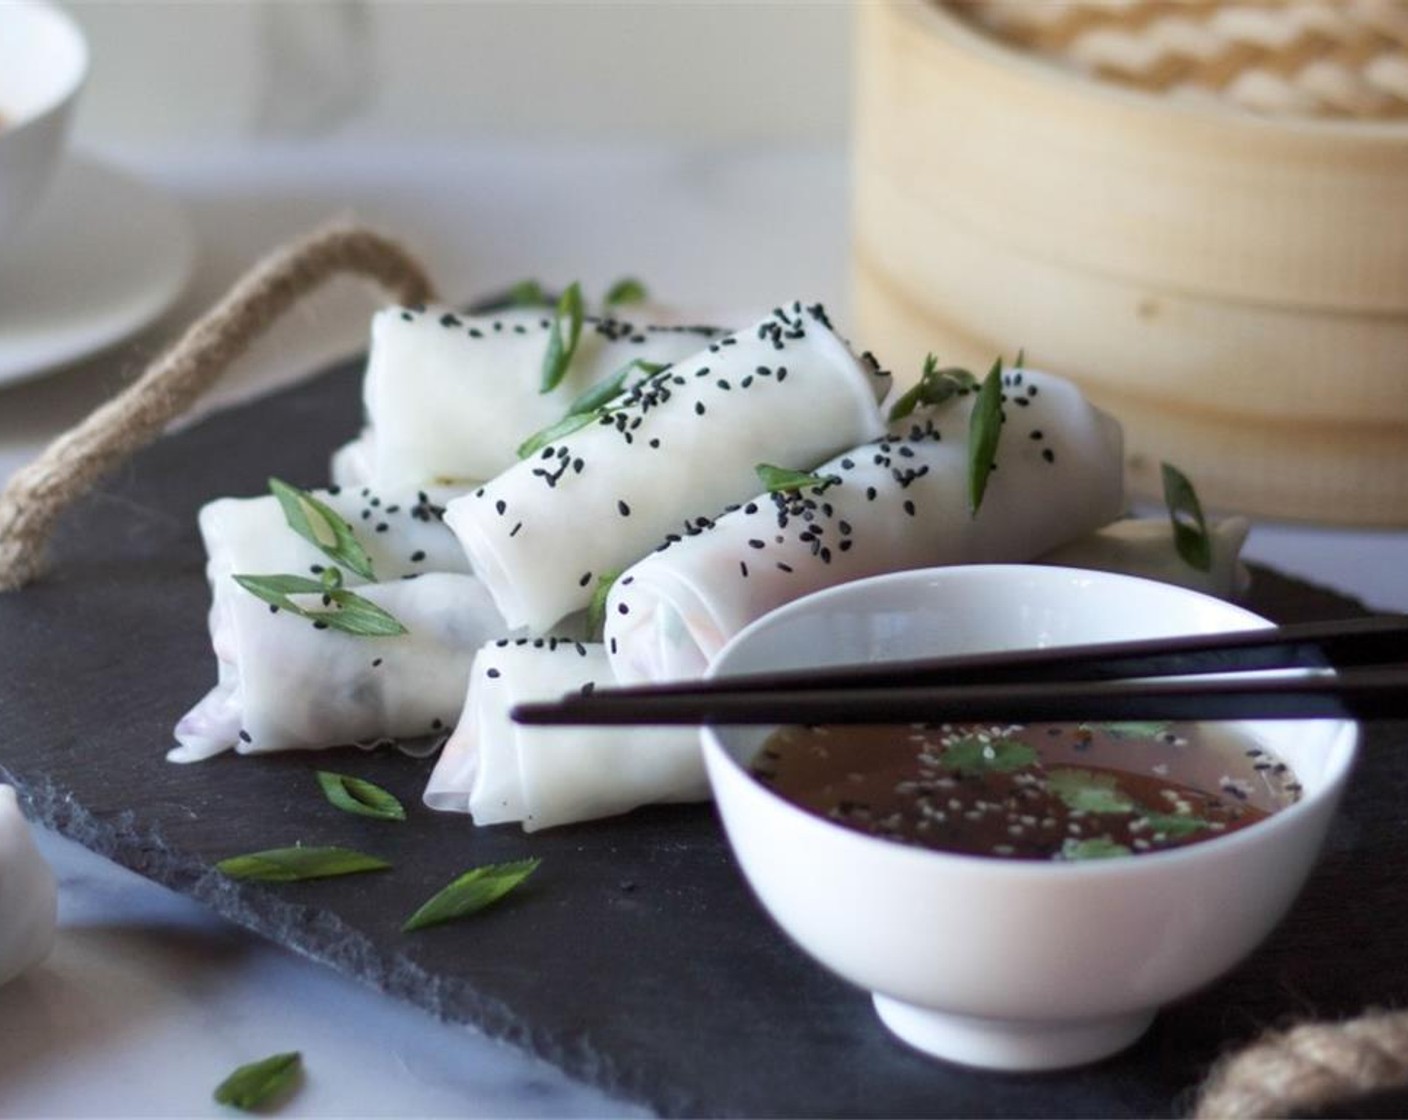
[701,565,1357,1072]
[0,0,88,248]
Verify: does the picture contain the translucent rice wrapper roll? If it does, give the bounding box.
[173,484,488,760]
[424,640,706,832]
[605,368,1125,683]
[356,304,723,491]
[445,303,891,634]
[0,786,56,988]
[172,573,512,761]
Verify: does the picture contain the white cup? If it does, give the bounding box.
[0,0,88,250]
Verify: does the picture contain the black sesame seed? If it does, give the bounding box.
[487,668,501,679]
[618,500,631,517]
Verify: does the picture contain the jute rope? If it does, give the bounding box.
[953,0,1408,119]
[1194,1009,1408,1117]
[0,222,435,591]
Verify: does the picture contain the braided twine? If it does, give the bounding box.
[1195,1009,1408,1117]
[0,222,435,591]
[952,0,1408,119]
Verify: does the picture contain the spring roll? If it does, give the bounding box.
[0,786,56,988]
[1039,515,1252,600]
[171,573,511,761]
[444,303,891,634]
[604,368,1124,683]
[424,639,706,831]
[173,484,485,761]
[359,304,724,491]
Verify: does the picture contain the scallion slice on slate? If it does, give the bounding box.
[402,858,541,932]
[216,846,390,882]
[213,1051,303,1112]
[316,771,406,821]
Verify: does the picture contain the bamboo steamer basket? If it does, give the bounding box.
[853,0,1408,525]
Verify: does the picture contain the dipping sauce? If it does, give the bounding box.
[751,721,1301,861]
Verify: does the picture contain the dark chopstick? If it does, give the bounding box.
[513,666,1405,726]
[511,615,1408,727]
[618,616,1408,693]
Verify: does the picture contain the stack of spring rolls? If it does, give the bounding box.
[175,298,1250,832]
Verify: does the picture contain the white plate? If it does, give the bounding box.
[0,153,195,387]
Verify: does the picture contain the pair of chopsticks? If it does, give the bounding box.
[511,615,1408,726]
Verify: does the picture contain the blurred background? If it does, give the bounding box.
[68,1,852,148]
[5,0,1407,605]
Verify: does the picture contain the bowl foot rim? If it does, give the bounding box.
[872,993,1154,1072]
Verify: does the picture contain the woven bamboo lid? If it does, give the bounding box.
[956,0,1408,120]
[852,1,1408,524]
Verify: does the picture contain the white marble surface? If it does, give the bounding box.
[1,138,1406,1117]
[0,830,639,1119]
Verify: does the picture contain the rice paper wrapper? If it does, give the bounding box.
[0,786,57,988]
[172,573,512,760]
[197,484,470,592]
[424,640,707,832]
[1039,515,1252,600]
[330,431,375,488]
[360,304,723,491]
[605,368,1125,683]
[445,303,891,634]
[173,483,476,759]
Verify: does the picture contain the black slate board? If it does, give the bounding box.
[2,359,1406,1118]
